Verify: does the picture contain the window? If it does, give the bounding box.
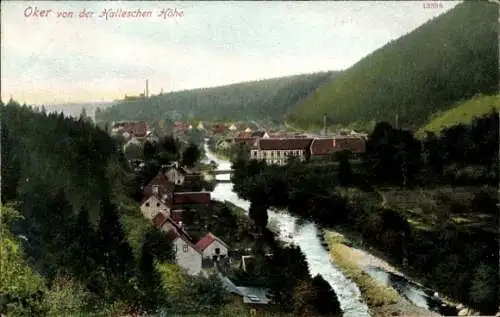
[183,244,188,252]
[174,245,178,252]
[156,203,160,207]
[145,202,150,207]
[270,152,274,157]
[215,247,220,255]
[263,152,266,157]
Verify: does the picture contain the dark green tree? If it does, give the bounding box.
[181,143,201,168]
[337,150,353,186]
[143,140,158,161]
[311,274,341,316]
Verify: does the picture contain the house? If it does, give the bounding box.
[163,163,187,185]
[140,194,171,220]
[309,136,366,156]
[333,136,366,153]
[162,217,202,276]
[151,212,204,277]
[235,137,257,147]
[182,173,203,187]
[251,131,269,138]
[143,171,175,199]
[218,273,273,316]
[249,138,313,165]
[195,232,229,261]
[172,192,211,206]
[173,121,188,132]
[228,123,237,131]
[197,122,205,130]
[146,130,160,143]
[115,121,148,138]
[152,212,188,235]
[216,138,234,150]
[212,124,227,134]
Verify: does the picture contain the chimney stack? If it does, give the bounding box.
[323,113,327,136]
[145,79,149,101]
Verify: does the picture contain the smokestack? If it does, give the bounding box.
[145,79,149,100]
[323,113,327,136]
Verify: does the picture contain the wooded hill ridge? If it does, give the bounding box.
[288,1,499,131]
[95,71,337,123]
[95,2,498,133]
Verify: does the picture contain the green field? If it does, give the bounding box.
[417,94,500,135]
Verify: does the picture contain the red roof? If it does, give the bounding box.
[237,132,253,139]
[310,137,366,155]
[212,124,226,133]
[195,232,228,252]
[257,138,313,150]
[143,172,175,199]
[173,192,211,205]
[310,138,337,156]
[152,212,167,229]
[153,213,194,242]
[122,122,148,137]
[235,137,256,146]
[165,223,201,254]
[335,137,366,153]
[173,122,188,130]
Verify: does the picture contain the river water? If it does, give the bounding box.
[204,145,371,317]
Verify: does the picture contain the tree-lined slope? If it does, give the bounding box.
[95,71,337,122]
[287,2,498,131]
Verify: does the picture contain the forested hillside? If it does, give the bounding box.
[0,100,163,315]
[0,101,230,316]
[287,1,499,131]
[95,71,337,122]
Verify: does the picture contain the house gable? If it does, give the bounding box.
[140,195,171,220]
[170,232,202,276]
[195,232,229,258]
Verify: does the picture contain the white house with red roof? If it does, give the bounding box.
[152,213,202,275]
[195,232,229,261]
[167,229,202,276]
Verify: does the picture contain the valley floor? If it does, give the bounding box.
[324,230,441,317]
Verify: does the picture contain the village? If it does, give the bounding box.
[103,118,370,315]
[108,119,291,314]
[110,116,368,168]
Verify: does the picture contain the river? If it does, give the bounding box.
[203,144,371,317]
[203,143,462,317]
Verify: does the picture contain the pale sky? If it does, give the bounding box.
[1,1,460,105]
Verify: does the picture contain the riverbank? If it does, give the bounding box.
[323,229,441,317]
[205,145,371,317]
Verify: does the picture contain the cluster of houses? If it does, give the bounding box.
[111,121,160,150]
[139,161,275,313]
[213,125,367,165]
[139,162,229,276]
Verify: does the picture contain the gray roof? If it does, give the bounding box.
[237,286,272,304]
[218,273,245,296]
[217,274,272,304]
